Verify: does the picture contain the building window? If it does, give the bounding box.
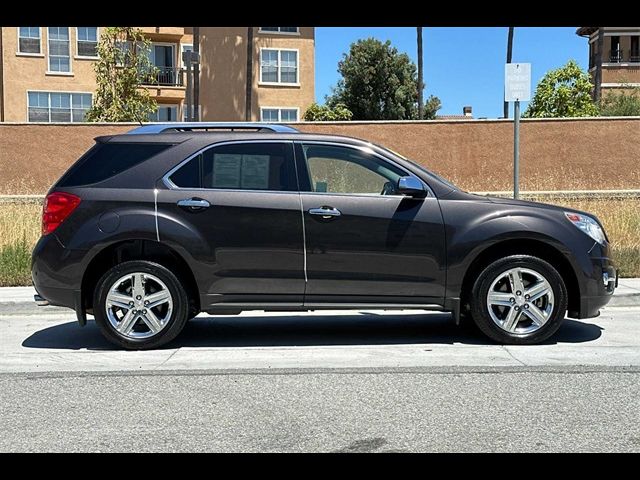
[261,108,298,122]
[48,27,70,72]
[260,49,298,84]
[181,44,193,69]
[631,36,640,63]
[18,27,41,54]
[610,35,622,62]
[27,92,92,122]
[77,27,98,58]
[149,105,179,122]
[259,27,299,34]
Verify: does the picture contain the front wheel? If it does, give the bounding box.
[93,260,190,350]
[470,255,568,344]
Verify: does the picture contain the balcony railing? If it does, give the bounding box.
[610,49,624,63]
[143,67,184,87]
[631,51,640,63]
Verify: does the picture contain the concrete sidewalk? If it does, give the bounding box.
[1,279,639,312]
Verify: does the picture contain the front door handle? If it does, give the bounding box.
[309,206,341,219]
[177,198,211,211]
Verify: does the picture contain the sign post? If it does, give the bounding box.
[505,63,531,199]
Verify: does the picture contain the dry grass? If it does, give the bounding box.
[0,198,638,287]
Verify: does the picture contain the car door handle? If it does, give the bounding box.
[309,206,341,218]
[177,198,211,210]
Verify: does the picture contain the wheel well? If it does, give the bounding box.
[81,240,200,313]
[459,239,580,315]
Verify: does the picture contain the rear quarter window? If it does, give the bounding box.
[57,143,173,187]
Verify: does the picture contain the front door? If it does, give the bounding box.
[295,142,446,306]
[157,141,305,309]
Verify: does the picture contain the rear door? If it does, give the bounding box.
[157,140,305,309]
[295,142,446,306]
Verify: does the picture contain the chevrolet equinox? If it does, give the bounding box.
[31,123,618,349]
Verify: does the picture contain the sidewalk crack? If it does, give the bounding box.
[502,346,527,367]
[156,348,180,369]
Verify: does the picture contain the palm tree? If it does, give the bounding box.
[417,27,424,119]
[503,27,514,118]
[245,27,254,121]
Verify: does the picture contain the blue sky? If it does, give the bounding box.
[314,27,587,119]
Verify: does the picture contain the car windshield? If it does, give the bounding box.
[375,144,462,192]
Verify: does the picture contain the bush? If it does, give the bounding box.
[0,237,32,287]
[303,103,353,121]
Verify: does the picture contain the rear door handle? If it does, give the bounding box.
[309,206,341,218]
[177,198,211,210]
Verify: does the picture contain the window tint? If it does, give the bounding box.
[169,142,296,191]
[58,143,172,187]
[300,144,406,195]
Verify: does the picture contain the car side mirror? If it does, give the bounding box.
[397,176,427,198]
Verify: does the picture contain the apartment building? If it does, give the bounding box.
[0,26,314,123]
[577,27,640,99]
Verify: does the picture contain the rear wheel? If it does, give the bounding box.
[93,260,189,350]
[470,255,568,344]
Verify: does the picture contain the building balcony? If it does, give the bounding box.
[610,49,624,63]
[142,67,184,87]
[138,27,186,41]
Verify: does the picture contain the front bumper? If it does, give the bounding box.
[568,243,617,319]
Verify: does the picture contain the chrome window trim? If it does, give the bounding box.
[294,140,435,198]
[162,139,435,198]
[162,139,298,193]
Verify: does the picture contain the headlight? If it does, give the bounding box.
[564,212,606,245]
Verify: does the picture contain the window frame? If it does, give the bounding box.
[260,107,299,122]
[258,27,300,35]
[16,27,42,56]
[75,27,99,59]
[47,26,72,74]
[294,141,431,198]
[259,48,299,86]
[149,104,180,122]
[26,90,93,123]
[181,43,193,69]
[163,140,297,193]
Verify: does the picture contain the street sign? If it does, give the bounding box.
[505,63,531,102]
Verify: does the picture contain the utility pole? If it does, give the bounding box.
[417,27,424,119]
[193,27,200,121]
[184,50,192,122]
[595,27,604,102]
[503,27,514,119]
[245,27,254,121]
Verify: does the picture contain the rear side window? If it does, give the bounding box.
[57,143,172,187]
[168,142,297,191]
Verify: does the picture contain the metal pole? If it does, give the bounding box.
[513,100,520,199]
[193,27,200,121]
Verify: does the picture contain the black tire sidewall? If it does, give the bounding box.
[471,255,568,345]
[93,260,189,350]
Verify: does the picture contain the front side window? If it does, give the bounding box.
[299,144,406,195]
[77,27,98,57]
[260,49,298,84]
[28,92,92,122]
[169,142,297,192]
[261,108,298,122]
[48,27,70,72]
[18,27,41,54]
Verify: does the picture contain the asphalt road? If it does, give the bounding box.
[1,307,639,452]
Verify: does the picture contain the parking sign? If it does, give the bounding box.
[505,63,531,102]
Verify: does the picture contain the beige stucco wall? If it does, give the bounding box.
[1,27,99,122]
[1,118,638,194]
[602,67,640,84]
[199,27,315,121]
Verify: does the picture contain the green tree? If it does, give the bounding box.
[328,38,439,120]
[86,27,158,122]
[303,102,353,121]
[523,60,598,118]
[423,95,441,120]
[599,87,640,116]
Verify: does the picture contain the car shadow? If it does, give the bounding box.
[21,312,603,351]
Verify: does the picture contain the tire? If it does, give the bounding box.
[470,255,568,345]
[93,260,190,350]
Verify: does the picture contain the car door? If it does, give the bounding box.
[295,142,446,306]
[157,140,305,309]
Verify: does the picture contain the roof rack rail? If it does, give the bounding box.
[126,122,299,135]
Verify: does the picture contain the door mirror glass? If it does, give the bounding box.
[397,176,426,197]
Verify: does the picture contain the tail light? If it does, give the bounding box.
[42,192,81,235]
